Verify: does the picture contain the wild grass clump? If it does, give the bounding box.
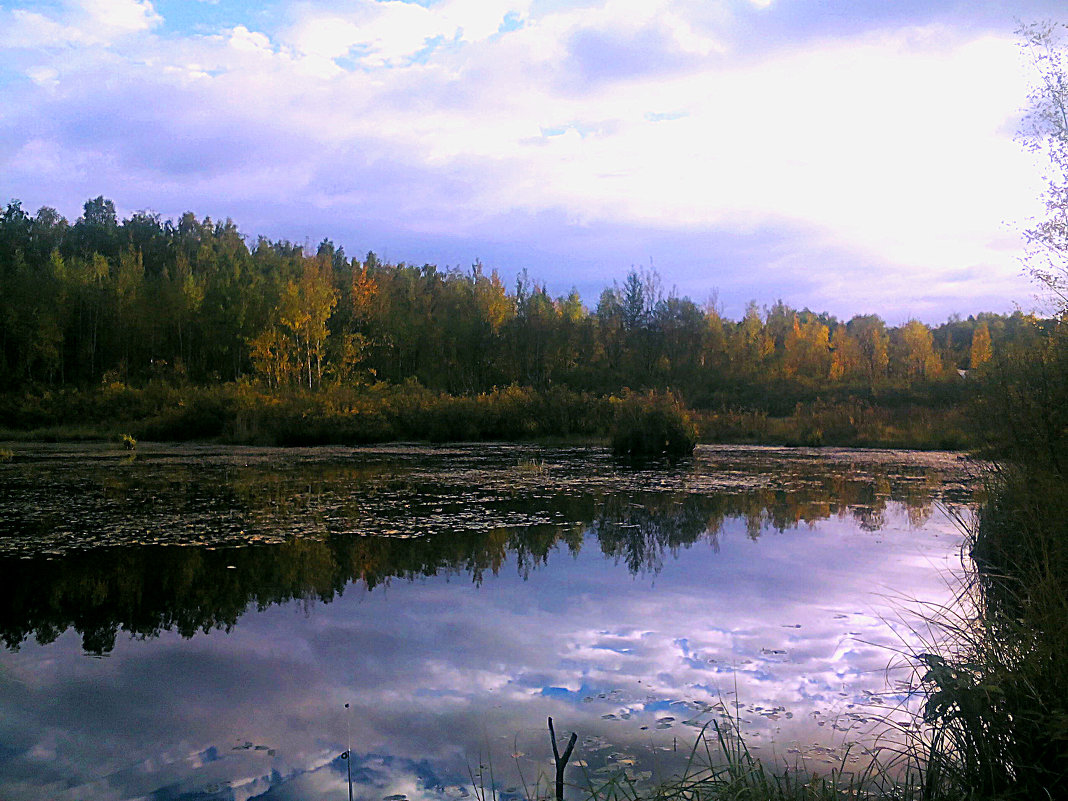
[610,391,697,458]
[497,711,933,801]
[632,719,886,801]
[902,465,1068,800]
[0,447,13,462]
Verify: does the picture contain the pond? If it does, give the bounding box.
[0,442,976,801]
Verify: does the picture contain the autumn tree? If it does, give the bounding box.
[733,301,772,375]
[970,321,993,368]
[847,315,890,386]
[783,314,831,380]
[280,257,338,389]
[896,320,942,383]
[829,326,864,380]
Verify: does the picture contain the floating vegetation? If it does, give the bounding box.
[0,442,972,559]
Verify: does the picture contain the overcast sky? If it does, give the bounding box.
[0,0,1062,321]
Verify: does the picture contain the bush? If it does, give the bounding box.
[609,391,697,457]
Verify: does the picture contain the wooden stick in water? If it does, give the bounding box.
[548,716,577,801]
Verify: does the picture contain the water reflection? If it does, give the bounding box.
[1,445,968,655]
[0,444,974,800]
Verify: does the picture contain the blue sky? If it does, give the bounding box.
[0,0,1063,320]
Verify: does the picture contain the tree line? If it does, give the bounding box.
[0,196,1047,405]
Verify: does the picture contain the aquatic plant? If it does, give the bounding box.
[610,392,696,458]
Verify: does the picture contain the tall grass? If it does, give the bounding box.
[928,467,1068,797]
[491,710,944,801]
[863,465,1068,801]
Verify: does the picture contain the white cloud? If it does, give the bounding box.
[283,0,535,66]
[75,0,161,36]
[0,9,81,48]
[0,0,1044,316]
[227,24,275,54]
[0,0,160,48]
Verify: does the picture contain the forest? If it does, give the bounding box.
[0,195,1053,447]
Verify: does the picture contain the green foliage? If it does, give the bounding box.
[974,321,1068,471]
[0,194,1040,421]
[610,392,696,457]
[19,382,613,446]
[0,193,1048,453]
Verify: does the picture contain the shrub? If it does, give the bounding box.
[609,391,697,457]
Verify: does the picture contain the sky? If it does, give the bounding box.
[0,0,1063,321]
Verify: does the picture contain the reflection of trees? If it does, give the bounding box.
[0,461,952,655]
[0,525,588,655]
[590,468,943,572]
[594,493,721,573]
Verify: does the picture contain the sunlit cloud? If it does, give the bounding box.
[0,0,1059,318]
[0,0,161,48]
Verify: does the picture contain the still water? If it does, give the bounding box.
[0,443,975,800]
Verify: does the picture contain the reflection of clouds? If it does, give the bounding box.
[0,466,967,798]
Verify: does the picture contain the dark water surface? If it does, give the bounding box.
[0,443,975,800]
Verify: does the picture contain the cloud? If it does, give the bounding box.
[564,22,706,85]
[0,0,1046,319]
[281,0,534,66]
[0,0,161,48]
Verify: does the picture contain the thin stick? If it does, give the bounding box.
[548,717,577,801]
